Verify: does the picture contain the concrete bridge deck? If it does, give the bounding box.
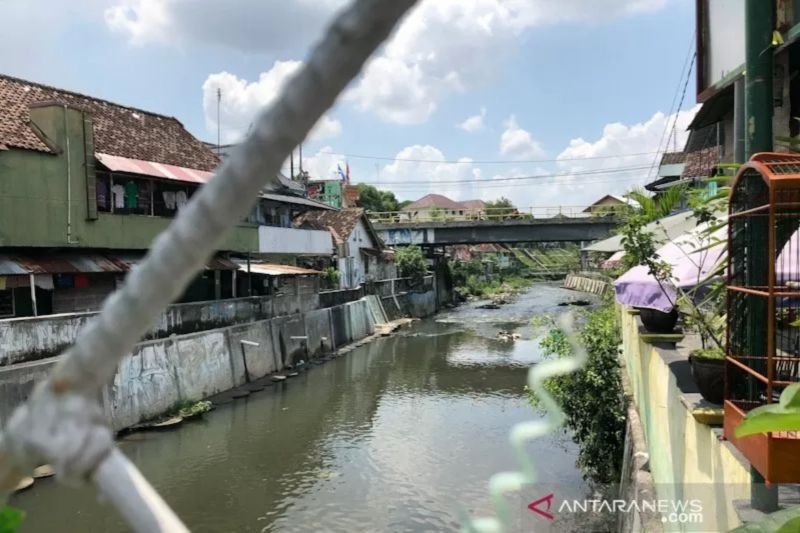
[374,216,620,245]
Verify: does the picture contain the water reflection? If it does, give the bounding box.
[14,284,591,532]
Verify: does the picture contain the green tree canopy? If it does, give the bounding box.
[356,184,401,213]
[485,197,516,219]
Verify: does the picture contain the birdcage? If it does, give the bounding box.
[724,153,800,483]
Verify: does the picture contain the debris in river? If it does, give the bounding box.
[14,476,34,492]
[557,299,591,307]
[32,465,54,479]
[496,330,521,341]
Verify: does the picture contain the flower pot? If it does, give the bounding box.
[639,308,679,333]
[689,355,725,405]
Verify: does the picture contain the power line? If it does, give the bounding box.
[356,164,651,186]
[374,174,647,192]
[314,149,663,165]
[647,31,696,177]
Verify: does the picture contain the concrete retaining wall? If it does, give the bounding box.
[0,290,436,432]
[620,308,750,532]
[563,273,610,296]
[0,291,321,367]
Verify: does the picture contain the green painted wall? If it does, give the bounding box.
[0,104,257,252]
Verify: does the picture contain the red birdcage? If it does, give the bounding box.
[724,153,800,483]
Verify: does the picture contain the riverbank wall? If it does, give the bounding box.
[563,272,611,296]
[0,289,437,432]
[619,307,750,532]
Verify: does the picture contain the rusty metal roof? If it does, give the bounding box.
[239,262,320,276]
[0,253,238,275]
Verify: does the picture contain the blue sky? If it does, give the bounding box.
[1,0,698,207]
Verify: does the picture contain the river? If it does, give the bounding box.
[13,283,596,532]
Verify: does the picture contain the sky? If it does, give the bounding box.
[1,0,698,208]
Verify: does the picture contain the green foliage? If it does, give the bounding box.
[690,347,726,360]
[396,245,427,283]
[735,383,800,438]
[177,400,212,418]
[428,206,446,221]
[320,267,340,290]
[0,506,24,533]
[529,300,627,483]
[355,183,400,213]
[485,197,517,219]
[625,186,687,222]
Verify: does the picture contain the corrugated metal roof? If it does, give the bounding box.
[97,153,214,184]
[260,192,336,210]
[0,253,238,275]
[238,262,320,276]
[581,210,699,253]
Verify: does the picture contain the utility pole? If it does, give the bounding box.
[217,88,222,157]
[745,0,778,513]
[745,0,774,157]
[299,143,304,174]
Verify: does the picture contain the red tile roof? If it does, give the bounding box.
[459,199,486,209]
[402,194,486,211]
[402,194,465,211]
[296,207,384,249]
[0,74,219,171]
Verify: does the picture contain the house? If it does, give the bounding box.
[582,194,638,214]
[0,73,333,317]
[644,152,687,193]
[296,208,396,289]
[401,194,486,220]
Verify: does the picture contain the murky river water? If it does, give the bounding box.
[14,284,595,532]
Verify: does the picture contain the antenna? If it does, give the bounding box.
[216,88,222,157]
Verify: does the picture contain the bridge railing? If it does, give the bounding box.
[368,205,628,224]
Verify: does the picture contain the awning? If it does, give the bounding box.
[238,262,321,276]
[0,253,238,275]
[359,247,382,257]
[688,84,734,131]
[96,153,214,184]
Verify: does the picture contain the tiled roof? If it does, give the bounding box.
[296,208,383,249]
[681,147,720,178]
[402,194,465,211]
[660,152,687,165]
[459,199,486,209]
[0,73,219,171]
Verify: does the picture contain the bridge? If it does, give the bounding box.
[369,206,623,246]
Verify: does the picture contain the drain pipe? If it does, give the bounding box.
[63,105,75,245]
[240,340,259,383]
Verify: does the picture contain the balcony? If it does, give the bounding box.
[258,226,332,255]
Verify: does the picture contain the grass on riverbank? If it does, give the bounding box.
[461,274,532,299]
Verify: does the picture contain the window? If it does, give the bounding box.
[0,289,14,318]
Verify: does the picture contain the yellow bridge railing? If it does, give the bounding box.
[367,205,628,224]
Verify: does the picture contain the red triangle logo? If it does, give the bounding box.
[528,493,555,521]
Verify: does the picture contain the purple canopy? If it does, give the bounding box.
[614,222,726,313]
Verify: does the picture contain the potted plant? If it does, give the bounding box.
[639,307,679,333]
[688,346,725,404]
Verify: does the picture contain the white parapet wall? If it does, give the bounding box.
[0,294,422,432]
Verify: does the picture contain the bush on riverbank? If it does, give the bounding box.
[529,297,627,484]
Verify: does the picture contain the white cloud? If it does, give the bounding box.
[377,145,480,201]
[348,0,672,124]
[368,105,700,208]
[105,0,347,52]
[499,115,545,160]
[105,0,673,125]
[300,147,347,181]
[458,107,487,133]
[202,62,342,144]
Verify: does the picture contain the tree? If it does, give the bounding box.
[395,245,427,284]
[356,184,400,213]
[624,186,686,223]
[485,197,516,220]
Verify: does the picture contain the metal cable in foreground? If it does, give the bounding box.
[0,1,417,531]
[464,314,587,532]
